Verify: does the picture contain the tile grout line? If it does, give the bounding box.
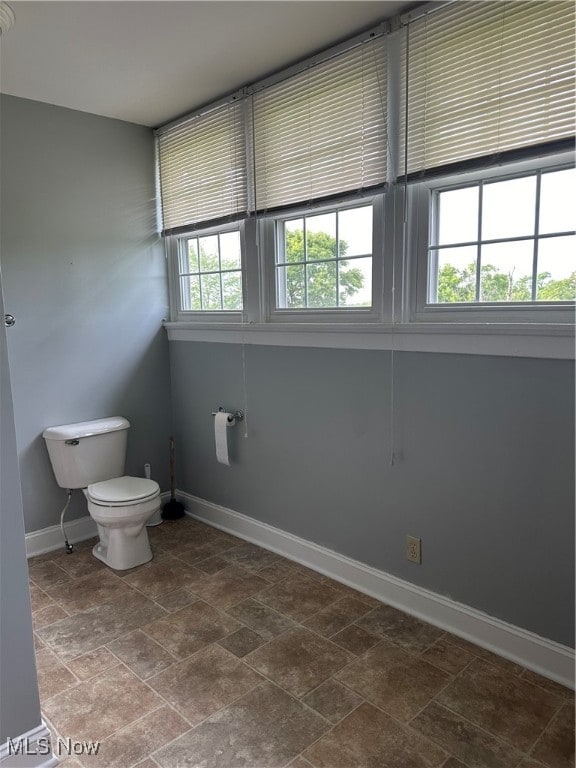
[30,522,573,768]
[526,700,569,763]
[74,701,173,768]
[329,660,529,768]
[147,676,272,762]
[414,695,546,768]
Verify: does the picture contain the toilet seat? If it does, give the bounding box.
[87,476,160,507]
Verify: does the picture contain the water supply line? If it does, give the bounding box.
[60,489,74,553]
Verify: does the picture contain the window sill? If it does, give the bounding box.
[164,320,574,360]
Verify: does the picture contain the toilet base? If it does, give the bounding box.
[93,523,153,571]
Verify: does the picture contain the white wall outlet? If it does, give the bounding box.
[406,535,422,564]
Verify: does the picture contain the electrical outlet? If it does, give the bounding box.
[406,535,422,564]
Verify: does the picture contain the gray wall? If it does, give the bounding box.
[0,95,172,533]
[169,341,575,647]
[1,272,42,742]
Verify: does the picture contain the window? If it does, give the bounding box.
[428,167,576,305]
[176,228,243,313]
[160,30,388,321]
[158,0,574,348]
[403,0,575,326]
[274,204,374,310]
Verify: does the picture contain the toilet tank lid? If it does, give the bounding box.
[42,417,130,441]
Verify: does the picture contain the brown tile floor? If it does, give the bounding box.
[28,517,574,768]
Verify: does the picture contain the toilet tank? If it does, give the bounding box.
[42,417,130,489]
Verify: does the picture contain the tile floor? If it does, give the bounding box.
[28,516,574,768]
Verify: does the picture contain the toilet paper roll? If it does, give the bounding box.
[214,411,235,465]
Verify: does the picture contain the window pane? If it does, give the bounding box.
[480,241,534,302]
[431,246,477,303]
[437,186,479,245]
[306,213,337,261]
[537,235,576,301]
[277,264,305,308]
[178,228,245,312]
[339,206,373,256]
[539,169,576,235]
[186,239,199,273]
[340,257,372,307]
[307,262,337,307]
[198,235,220,272]
[180,275,201,311]
[282,219,304,264]
[221,270,243,310]
[201,272,222,310]
[220,231,241,269]
[482,176,536,240]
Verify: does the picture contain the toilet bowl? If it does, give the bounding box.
[43,416,161,571]
[85,476,160,570]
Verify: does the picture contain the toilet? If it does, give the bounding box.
[42,417,160,570]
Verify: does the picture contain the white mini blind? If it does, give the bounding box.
[400,1,575,178]
[157,101,248,233]
[252,37,387,212]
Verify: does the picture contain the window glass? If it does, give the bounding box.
[536,236,576,301]
[480,241,533,302]
[282,219,304,264]
[220,231,242,270]
[306,213,336,260]
[481,176,536,240]
[187,239,199,272]
[340,257,372,307]
[437,187,479,245]
[178,230,242,312]
[221,271,243,310]
[428,167,575,305]
[276,205,373,310]
[307,262,337,307]
[433,246,478,304]
[201,273,222,311]
[539,169,576,235]
[339,206,373,257]
[198,235,220,272]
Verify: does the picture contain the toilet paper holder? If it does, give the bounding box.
[211,406,244,423]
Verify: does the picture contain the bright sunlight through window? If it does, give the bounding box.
[179,230,242,311]
[429,168,576,304]
[275,205,373,310]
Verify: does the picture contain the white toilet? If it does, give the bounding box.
[42,417,161,570]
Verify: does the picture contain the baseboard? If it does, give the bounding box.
[25,516,97,559]
[25,493,172,559]
[179,491,575,690]
[0,722,58,767]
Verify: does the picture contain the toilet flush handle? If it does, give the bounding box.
[65,439,79,446]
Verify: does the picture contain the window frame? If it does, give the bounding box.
[259,194,386,325]
[409,152,576,326]
[167,220,247,323]
[160,4,576,358]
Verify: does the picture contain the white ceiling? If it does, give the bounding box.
[0,1,413,127]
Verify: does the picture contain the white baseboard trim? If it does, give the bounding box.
[25,516,97,559]
[25,493,172,559]
[0,722,58,767]
[180,491,575,690]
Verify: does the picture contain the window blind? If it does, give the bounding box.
[252,37,387,213]
[157,101,248,234]
[400,1,575,179]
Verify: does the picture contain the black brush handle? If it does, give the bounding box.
[169,436,176,499]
